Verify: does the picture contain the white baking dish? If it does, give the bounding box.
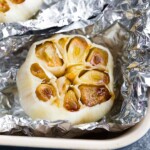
[0,97,149,150]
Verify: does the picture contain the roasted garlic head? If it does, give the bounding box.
[0,0,43,22]
[17,34,114,124]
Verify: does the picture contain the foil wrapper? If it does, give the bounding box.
[0,0,150,137]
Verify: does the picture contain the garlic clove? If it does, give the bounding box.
[56,76,71,95]
[36,41,63,67]
[67,37,89,65]
[0,0,10,12]
[87,47,108,66]
[64,90,80,111]
[10,0,25,4]
[65,65,84,82]
[78,70,109,85]
[35,84,56,102]
[30,63,49,81]
[79,85,111,107]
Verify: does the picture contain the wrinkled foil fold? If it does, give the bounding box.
[0,0,150,137]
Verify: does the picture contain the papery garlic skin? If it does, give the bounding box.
[0,0,43,22]
[17,34,114,125]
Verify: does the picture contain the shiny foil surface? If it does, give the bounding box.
[0,0,149,137]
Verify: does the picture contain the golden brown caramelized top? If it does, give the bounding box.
[10,0,25,4]
[0,0,9,12]
[30,35,113,111]
[0,0,25,13]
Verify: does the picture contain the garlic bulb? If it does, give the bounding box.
[0,0,43,22]
[17,34,114,125]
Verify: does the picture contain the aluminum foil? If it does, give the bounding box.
[0,0,149,137]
